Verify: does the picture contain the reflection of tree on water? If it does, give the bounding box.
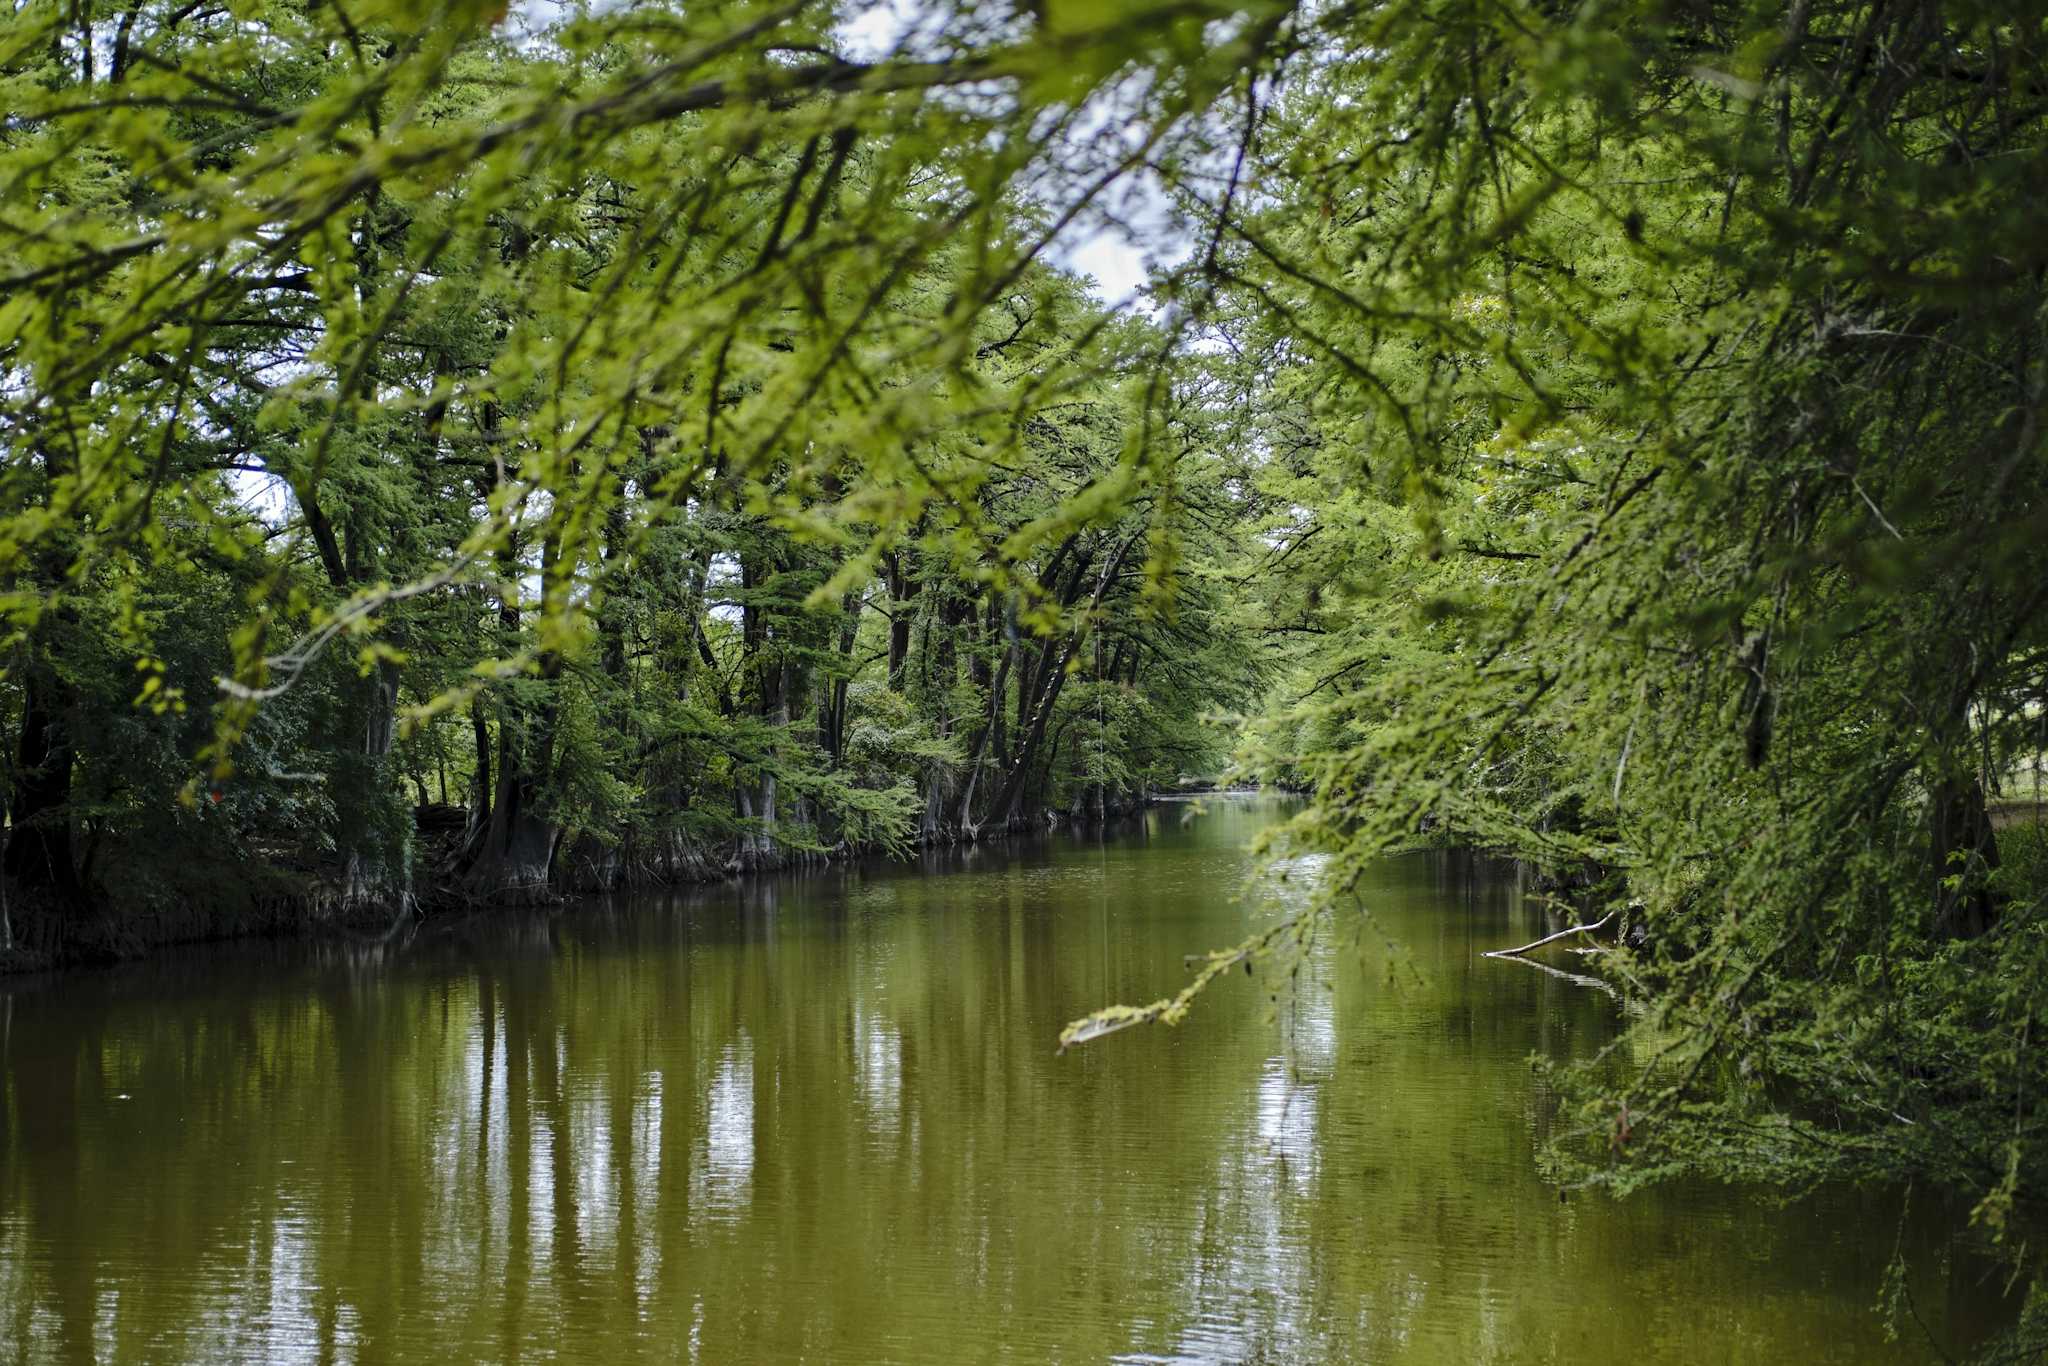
[852,1004,902,1146]
[1133,924,1337,1364]
[693,1039,754,1221]
[0,799,2004,1362]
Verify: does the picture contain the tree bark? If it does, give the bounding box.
[5,660,81,903]
[1930,771,2001,939]
[470,709,558,901]
[462,525,560,902]
[990,531,1139,830]
[885,550,922,691]
[953,613,1016,835]
[340,658,404,907]
[732,545,783,870]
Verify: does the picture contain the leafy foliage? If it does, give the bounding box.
[0,0,1258,932]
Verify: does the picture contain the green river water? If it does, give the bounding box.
[0,796,2011,1362]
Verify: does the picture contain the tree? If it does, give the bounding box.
[0,0,1261,935]
[1067,4,2048,1330]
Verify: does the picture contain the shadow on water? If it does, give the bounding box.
[0,796,2022,1362]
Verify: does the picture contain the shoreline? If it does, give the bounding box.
[0,790,1269,979]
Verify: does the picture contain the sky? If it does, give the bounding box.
[840,0,1177,303]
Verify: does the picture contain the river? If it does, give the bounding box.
[0,796,2007,1361]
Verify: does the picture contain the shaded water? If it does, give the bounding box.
[0,797,2005,1362]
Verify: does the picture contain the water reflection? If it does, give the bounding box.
[696,1041,754,1220]
[0,801,2016,1362]
[852,1006,901,1145]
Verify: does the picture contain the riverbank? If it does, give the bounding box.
[0,788,1215,976]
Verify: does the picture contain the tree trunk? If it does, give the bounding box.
[1930,771,2000,939]
[969,595,995,699]
[991,531,1137,829]
[732,546,783,871]
[885,550,922,692]
[470,697,492,821]
[818,592,858,769]
[954,598,1019,836]
[462,529,560,903]
[340,659,405,907]
[5,660,81,903]
[470,712,559,901]
[935,594,964,732]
